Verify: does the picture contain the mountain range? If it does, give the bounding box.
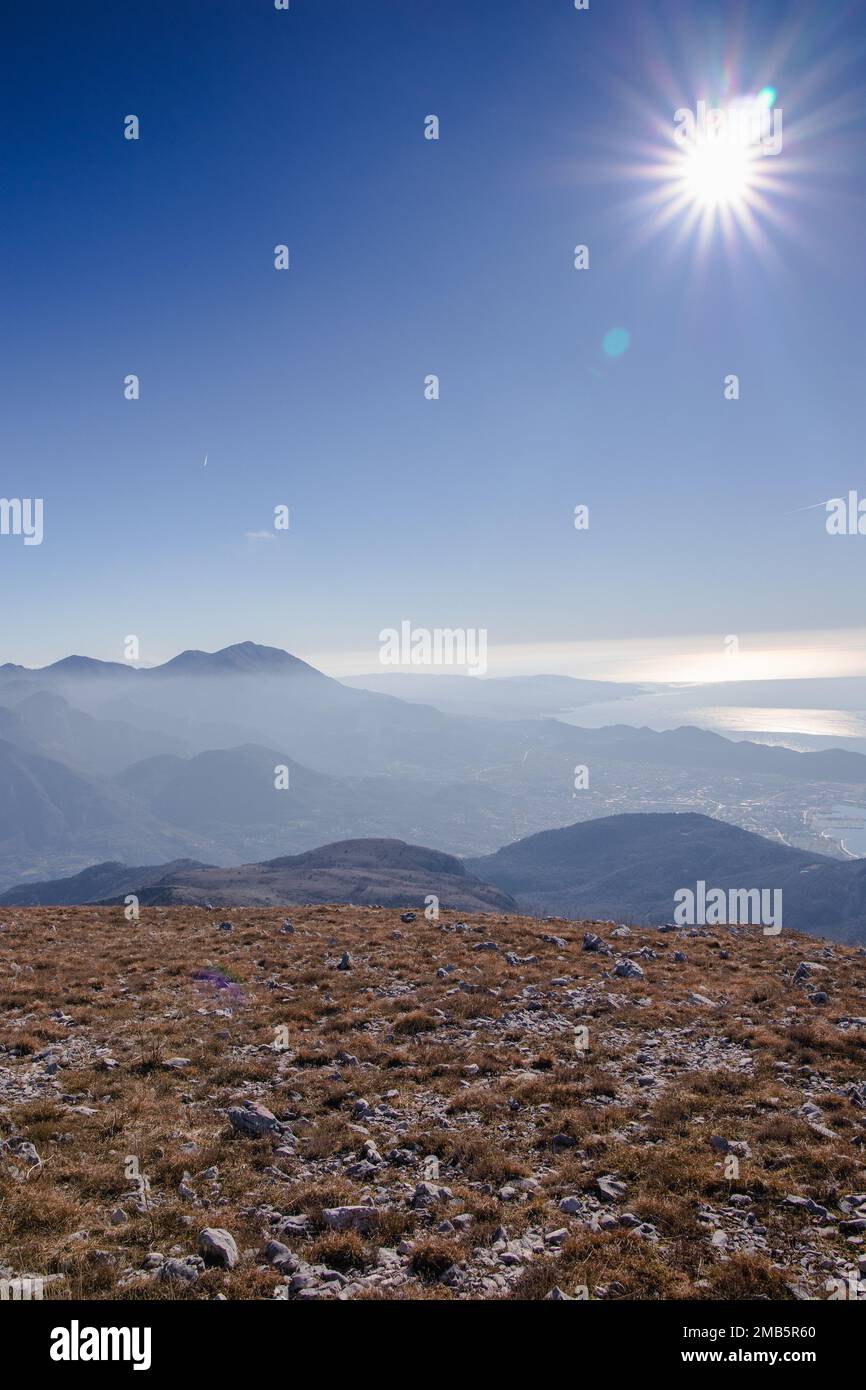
[6,811,866,945]
[2,640,866,893]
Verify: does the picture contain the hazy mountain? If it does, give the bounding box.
[5,642,866,887]
[0,739,211,887]
[0,642,321,683]
[469,811,866,943]
[0,739,137,849]
[86,696,276,757]
[0,858,211,907]
[149,642,325,680]
[2,838,516,912]
[0,643,515,778]
[7,691,187,774]
[39,655,134,679]
[342,672,646,719]
[0,705,43,755]
[580,724,866,783]
[111,742,510,863]
[7,642,866,785]
[114,745,344,825]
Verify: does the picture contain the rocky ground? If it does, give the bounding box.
[1,904,865,1300]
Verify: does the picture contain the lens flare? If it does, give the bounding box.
[602,326,631,358]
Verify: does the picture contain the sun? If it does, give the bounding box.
[612,71,802,266]
[673,89,777,213]
[681,137,757,210]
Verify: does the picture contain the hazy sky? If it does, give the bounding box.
[3,0,865,678]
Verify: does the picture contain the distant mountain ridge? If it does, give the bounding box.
[2,838,515,912]
[150,642,324,679]
[0,858,212,907]
[469,812,866,944]
[3,640,866,889]
[7,642,866,782]
[8,642,323,681]
[342,672,646,719]
[5,812,866,943]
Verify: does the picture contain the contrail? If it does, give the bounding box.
[785,498,839,514]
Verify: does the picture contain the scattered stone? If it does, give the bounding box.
[614,959,644,980]
[322,1206,380,1233]
[265,1240,294,1268]
[198,1227,239,1269]
[157,1256,204,1285]
[228,1100,281,1138]
[3,1139,42,1171]
[794,962,829,982]
[630,1222,659,1242]
[784,1195,830,1219]
[412,1181,453,1207]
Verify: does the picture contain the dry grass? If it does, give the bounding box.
[0,905,864,1300]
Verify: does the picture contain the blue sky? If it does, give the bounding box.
[3,0,866,675]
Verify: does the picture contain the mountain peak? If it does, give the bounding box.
[153,642,323,678]
[40,655,133,676]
